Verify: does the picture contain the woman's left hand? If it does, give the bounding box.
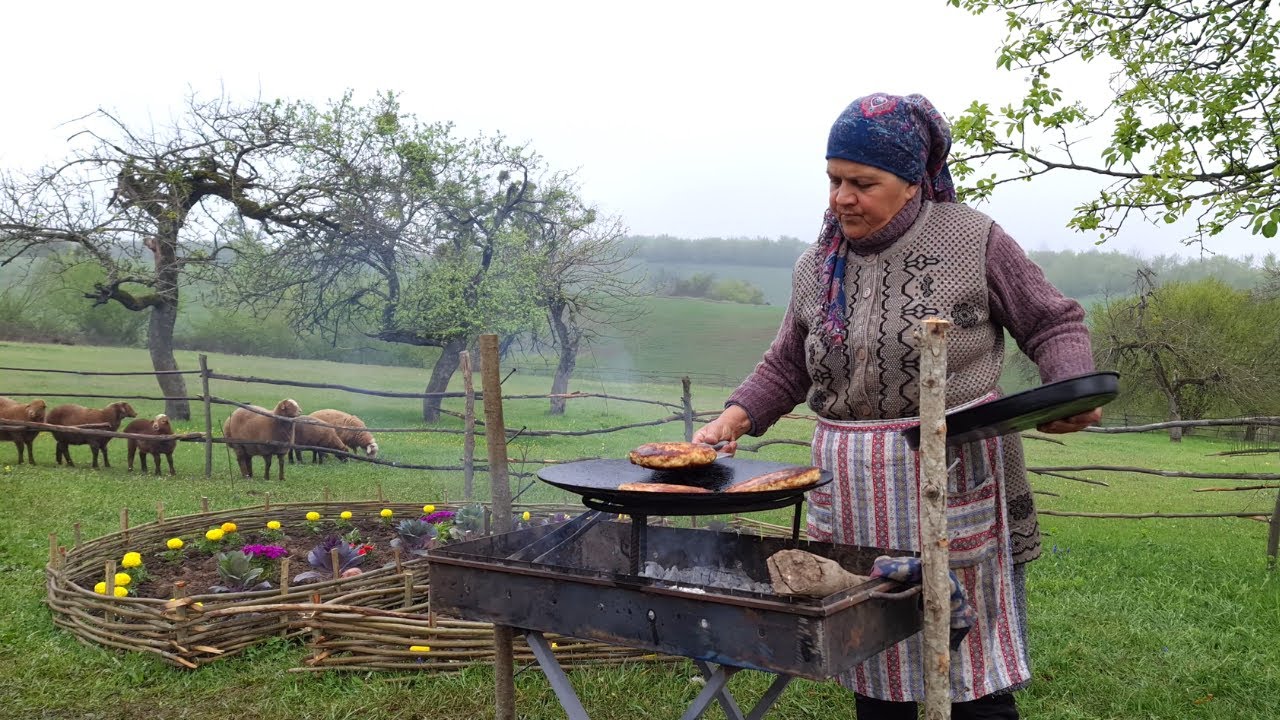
[1037,407,1102,434]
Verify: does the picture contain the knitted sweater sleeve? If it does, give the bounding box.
[724,298,811,437]
[986,223,1096,382]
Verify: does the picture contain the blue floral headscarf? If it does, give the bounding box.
[817,93,956,345]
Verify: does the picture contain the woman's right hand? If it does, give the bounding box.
[692,405,752,455]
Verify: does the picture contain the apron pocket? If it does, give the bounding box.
[806,487,834,542]
[946,481,999,567]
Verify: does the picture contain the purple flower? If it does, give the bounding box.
[423,510,456,524]
[242,544,289,560]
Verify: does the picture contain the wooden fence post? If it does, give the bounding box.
[682,376,694,442]
[461,350,476,501]
[919,317,952,720]
[1267,486,1280,572]
[199,354,213,479]
[479,334,515,720]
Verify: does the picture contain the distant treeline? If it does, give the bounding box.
[627,234,1274,302]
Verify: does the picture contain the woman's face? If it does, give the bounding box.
[827,159,919,241]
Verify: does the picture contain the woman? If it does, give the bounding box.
[693,93,1101,720]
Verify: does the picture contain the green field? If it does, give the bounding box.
[1,341,1278,719]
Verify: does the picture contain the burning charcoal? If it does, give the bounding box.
[641,561,774,595]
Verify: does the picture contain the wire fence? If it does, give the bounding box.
[3,356,1278,566]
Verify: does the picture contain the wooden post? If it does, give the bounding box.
[919,317,952,720]
[329,547,341,581]
[461,350,477,501]
[48,533,58,569]
[1267,486,1280,572]
[199,354,213,478]
[264,492,271,512]
[681,376,694,442]
[156,501,165,526]
[402,572,413,609]
[479,333,515,720]
[120,508,130,546]
[200,496,210,514]
[279,558,291,637]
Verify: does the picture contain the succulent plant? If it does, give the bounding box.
[209,551,272,593]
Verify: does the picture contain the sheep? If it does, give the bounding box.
[221,399,301,480]
[0,396,47,465]
[308,409,379,458]
[288,416,351,464]
[124,413,177,476]
[46,401,138,469]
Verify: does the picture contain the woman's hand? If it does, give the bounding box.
[1037,407,1102,434]
[692,405,752,454]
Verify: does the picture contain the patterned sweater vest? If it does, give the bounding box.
[793,201,1004,421]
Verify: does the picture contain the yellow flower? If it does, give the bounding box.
[380,508,393,518]
[551,642,559,649]
[221,522,237,533]
[114,572,132,587]
[423,504,436,514]
[267,520,282,530]
[306,511,320,522]
[205,528,225,542]
[522,511,531,522]
[3,466,9,473]
[113,586,128,597]
[166,538,184,550]
[121,552,142,568]
[94,581,107,594]
[409,645,431,653]
[340,511,352,520]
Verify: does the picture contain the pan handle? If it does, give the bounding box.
[868,585,922,601]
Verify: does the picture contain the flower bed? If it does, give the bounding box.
[45,500,578,669]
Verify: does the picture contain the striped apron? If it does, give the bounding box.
[807,399,1031,702]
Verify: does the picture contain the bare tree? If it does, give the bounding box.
[0,97,326,419]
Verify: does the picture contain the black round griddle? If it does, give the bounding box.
[901,371,1120,449]
[537,457,833,516]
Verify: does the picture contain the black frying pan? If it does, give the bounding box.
[537,457,833,516]
[901,371,1120,449]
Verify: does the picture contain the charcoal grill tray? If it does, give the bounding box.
[537,457,833,515]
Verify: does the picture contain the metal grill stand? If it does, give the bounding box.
[524,629,794,720]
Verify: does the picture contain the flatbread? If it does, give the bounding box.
[627,441,718,469]
[725,466,822,493]
[617,482,712,493]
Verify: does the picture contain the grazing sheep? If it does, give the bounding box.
[46,401,138,469]
[288,416,351,464]
[221,399,301,480]
[309,409,379,458]
[0,396,47,465]
[124,413,177,476]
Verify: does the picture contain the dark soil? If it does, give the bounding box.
[132,517,415,599]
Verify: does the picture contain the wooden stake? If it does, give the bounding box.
[330,547,341,581]
[479,333,515,720]
[73,522,82,548]
[200,496,210,513]
[1267,486,1280,572]
[402,573,413,609]
[120,508,130,546]
[377,482,385,502]
[324,486,331,503]
[918,317,952,720]
[681,376,694,441]
[199,354,213,478]
[264,492,271,511]
[156,501,165,526]
[461,350,477,501]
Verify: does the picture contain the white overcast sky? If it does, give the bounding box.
[0,0,1267,259]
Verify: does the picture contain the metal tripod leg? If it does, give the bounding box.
[524,630,590,720]
[693,660,794,720]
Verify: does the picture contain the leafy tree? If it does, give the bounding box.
[949,0,1280,246]
[0,97,324,419]
[226,94,575,422]
[1091,272,1280,440]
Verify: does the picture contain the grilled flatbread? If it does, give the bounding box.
[617,482,712,493]
[726,466,822,493]
[628,441,718,469]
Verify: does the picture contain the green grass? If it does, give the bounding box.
[0,341,1278,719]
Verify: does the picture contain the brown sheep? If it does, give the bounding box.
[309,409,379,458]
[0,396,47,465]
[46,401,138,469]
[124,414,177,476]
[221,399,301,480]
[288,416,351,464]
